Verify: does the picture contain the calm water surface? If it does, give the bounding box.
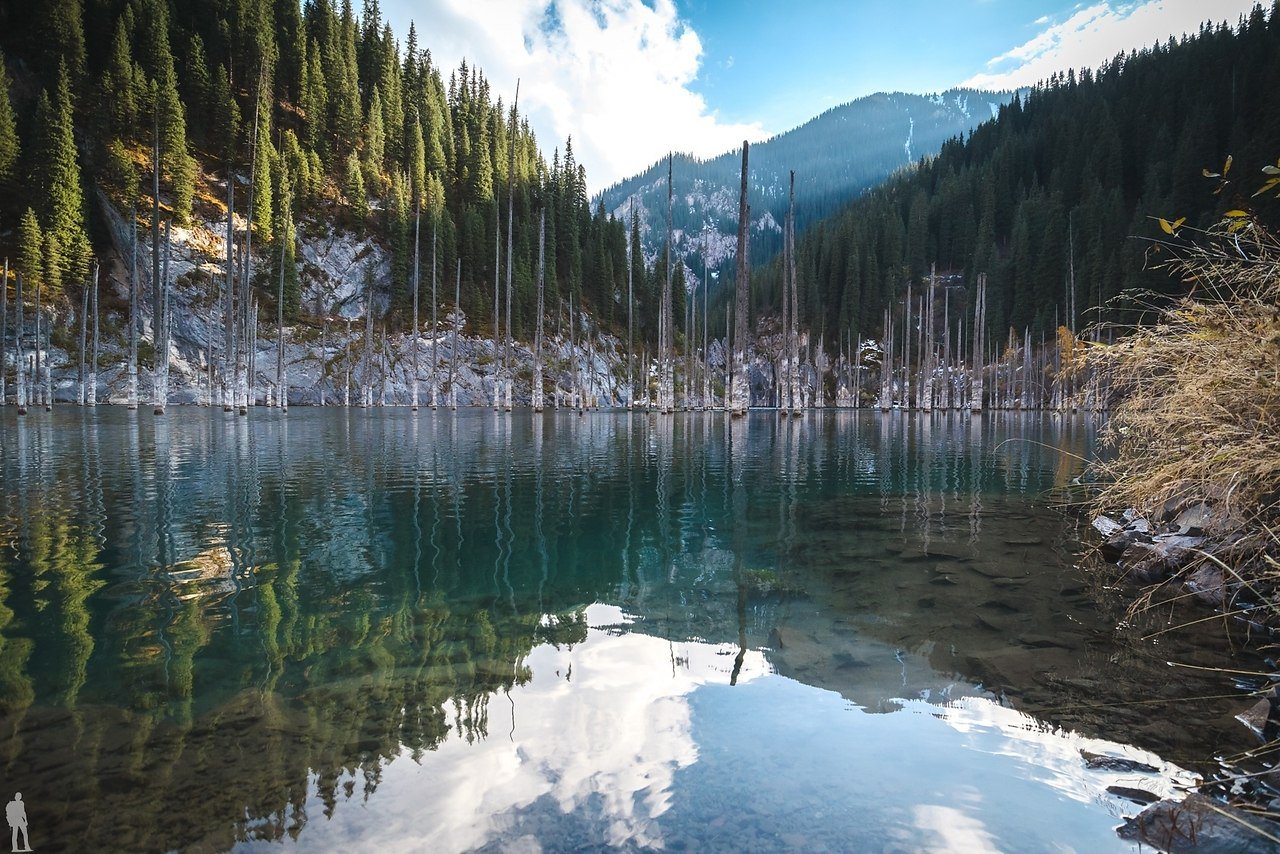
[0,408,1263,852]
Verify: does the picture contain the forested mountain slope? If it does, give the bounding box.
[597,88,1015,288]
[0,0,654,346]
[763,4,1280,347]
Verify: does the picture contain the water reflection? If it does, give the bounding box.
[0,409,1258,851]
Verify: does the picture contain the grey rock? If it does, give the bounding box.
[1117,793,1280,853]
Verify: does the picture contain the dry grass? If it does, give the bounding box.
[1086,220,1280,621]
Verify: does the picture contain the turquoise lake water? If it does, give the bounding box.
[0,408,1262,852]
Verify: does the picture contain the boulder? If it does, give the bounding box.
[1117,793,1280,853]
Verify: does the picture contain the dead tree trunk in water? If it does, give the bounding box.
[223,174,234,411]
[412,205,420,411]
[783,171,793,417]
[431,221,439,408]
[277,187,290,411]
[532,209,546,412]
[450,260,460,410]
[88,262,99,406]
[1,258,7,407]
[971,273,986,412]
[730,142,751,415]
[658,153,675,413]
[78,276,89,404]
[504,83,519,413]
[15,273,25,414]
[154,217,170,415]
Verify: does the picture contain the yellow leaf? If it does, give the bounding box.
[1158,218,1175,235]
[1224,210,1249,217]
[1223,155,1233,176]
[1172,216,1186,229]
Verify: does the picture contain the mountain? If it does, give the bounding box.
[765,4,1279,349]
[595,88,1017,290]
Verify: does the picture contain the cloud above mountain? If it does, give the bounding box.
[962,0,1259,90]
[387,0,766,193]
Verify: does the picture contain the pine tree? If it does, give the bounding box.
[102,19,137,135]
[344,148,366,213]
[0,52,18,189]
[31,63,88,290]
[210,65,241,165]
[36,0,86,86]
[183,34,211,142]
[300,38,328,158]
[252,103,276,243]
[407,111,426,206]
[363,86,386,194]
[17,209,43,295]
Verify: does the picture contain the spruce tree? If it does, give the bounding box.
[17,209,43,295]
[252,102,276,243]
[36,0,86,86]
[344,148,366,213]
[0,52,18,190]
[103,19,137,135]
[32,64,88,289]
[363,86,386,194]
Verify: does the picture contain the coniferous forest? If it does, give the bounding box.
[0,0,647,346]
[753,4,1280,347]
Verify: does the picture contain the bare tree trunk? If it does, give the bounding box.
[88,262,99,406]
[154,217,170,415]
[319,318,327,406]
[1,258,7,407]
[627,200,634,409]
[659,153,675,413]
[15,273,25,414]
[364,263,374,408]
[730,142,751,415]
[783,171,793,417]
[33,273,42,408]
[702,244,710,410]
[240,72,263,416]
[412,205,420,411]
[344,319,351,407]
[277,196,289,412]
[971,273,985,412]
[504,83,519,413]
[493,202,500,410]
[532,209,545,412]
[223,175,234,411]
[78,275,89,404]
[450,260,460,410]
[922,265,935,412]
[431,221,438,408]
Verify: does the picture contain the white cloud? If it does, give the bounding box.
[962,0,1261,90]
[386,0,767,194]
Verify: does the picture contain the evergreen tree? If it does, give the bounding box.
[17,208,43,295]
[31,64,88,288]
[251,104,275,243]
[0,52,18,190]
[363,86,386,194]
[35,0,86,86]
[102,19,137,136]
[344,148,366,213]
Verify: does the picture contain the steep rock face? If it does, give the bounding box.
[43,202,632,408]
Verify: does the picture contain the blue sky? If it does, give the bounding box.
[382,0,1259,191]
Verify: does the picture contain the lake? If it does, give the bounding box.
[0,408,1263,852]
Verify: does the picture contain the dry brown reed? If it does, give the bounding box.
[1086,220,1280,621]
